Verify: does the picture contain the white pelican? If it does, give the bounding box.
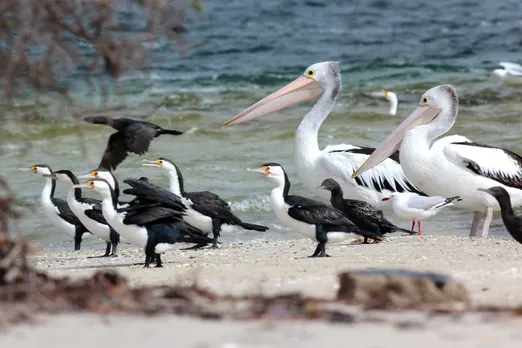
[353,84,522,237]
[487,62,522,84]
[370,90,398,115]
[222,61,425,212]
[382,193,461,235]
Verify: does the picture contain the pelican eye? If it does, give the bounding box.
[156,159,163,164]
[421,96,429,104]
[306,69,315,77]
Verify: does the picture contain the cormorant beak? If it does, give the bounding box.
[381,197,390,201]
[142,159,162,168]
[247,166,270,176]
[477,188,493,195]
[72,181,95,190]
[317,185,327,190]
[17,166,38,174]
[221,75,323,127]
[352,105,441,178]
[78,171,97,179]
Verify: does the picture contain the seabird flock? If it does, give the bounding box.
[19,61,522,266]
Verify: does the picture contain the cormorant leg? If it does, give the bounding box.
[481,206,493,237]
[180,243,208,251]
[469,211,484,237]
[73,228,83,251]
[411,220,416,231]
[211,219,222,248]
[110,242,118,257]
[155,254,163,268]
[417,221,422,236]
[308,243,322,258]
[109,228,120,257]
[317,242,331,257]
[104,242,111,256]
[144,254,152,268]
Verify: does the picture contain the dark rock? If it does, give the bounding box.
[337,268,470,310]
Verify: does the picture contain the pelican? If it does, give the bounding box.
[222,61,424,212]
[353,84,522,237]
[370,90,398,115]
[487,62,522,84]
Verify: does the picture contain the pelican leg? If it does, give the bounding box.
[417,221,422,236]
[411,220,416,231]
[480,206,493,237]
[469,211,484,237]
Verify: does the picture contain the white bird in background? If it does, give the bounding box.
[370,89,398,115]
[382,193,461,235]
[353,84,522,237]
[487,62,522,84]
[222,61,425,214]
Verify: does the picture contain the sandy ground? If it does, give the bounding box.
[3,235,522,346]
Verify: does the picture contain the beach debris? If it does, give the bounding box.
[337,268,470,310]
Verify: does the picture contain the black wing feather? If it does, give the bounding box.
[51,198,83,226]
[123,206,183,225]
[286,196,354,226]
[186,191,240,223]
[99,132,129,171]
[123,178,186,212]
[123,123,156,154]
[84,209,108,225]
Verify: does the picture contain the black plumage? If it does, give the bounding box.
[51,198,90,251]
[256,163,380,257]
[478,187,522,245]
[35,165,90,251]
[53,170,120,256]
[122,178,186,213]
[319,178,415,243]
[84,116,184,171]
[150,158,269,248]
[89,178,213,267]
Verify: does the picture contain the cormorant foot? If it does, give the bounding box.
[180,243,208,251]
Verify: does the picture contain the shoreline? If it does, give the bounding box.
[2,235,522,346]
[28,235,522,306]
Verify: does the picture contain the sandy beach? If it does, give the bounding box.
[2,235,522,347]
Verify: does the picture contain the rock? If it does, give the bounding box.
[337,268,470,310]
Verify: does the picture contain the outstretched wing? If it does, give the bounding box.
[98,132,129,171]
[123,123,157,155]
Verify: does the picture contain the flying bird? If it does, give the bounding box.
[84,116,184,171]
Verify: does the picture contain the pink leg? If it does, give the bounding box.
[411,220,415,231]
[417,221,422,236]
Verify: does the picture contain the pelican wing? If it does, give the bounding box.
[444,140,522,189]
[321,145,424,195]
[499,62,522,76]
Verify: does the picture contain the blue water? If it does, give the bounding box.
[3,0,522,251]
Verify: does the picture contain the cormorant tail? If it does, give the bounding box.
[238,222,269,232]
